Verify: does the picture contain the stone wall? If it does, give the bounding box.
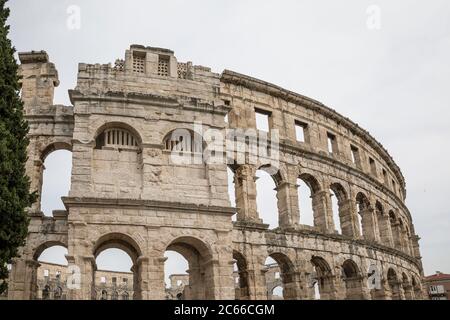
[7,45,426,300]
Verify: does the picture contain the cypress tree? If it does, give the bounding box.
[0,0,36,294]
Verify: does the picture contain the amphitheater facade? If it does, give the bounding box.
[7,45,425,300]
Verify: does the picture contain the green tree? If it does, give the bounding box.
[0,0,36,294]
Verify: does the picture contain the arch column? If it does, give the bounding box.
[371,278,392,300]
[377,213,394,247]
[7,257,40,300]
[133,256,151,300]
[234,165,262,223]
[275,182,299,228]
[403,283,414,300]
[339,199,359,237]
[391,222,403,251]
[360,206,379,242]
[66,255,96,300]
[312,191,335,233]
[317,275,338,300]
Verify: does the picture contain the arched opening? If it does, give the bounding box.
[297,178,314,226]
[375,201,389,245]
[95,123,142,150]
[256,168,279,229]
[233,251,250,300]
[93,233,142,300]
[329,183,350,235]
[95,248,134,300]
[411,276,422,299]
[342,259,365,299]
[387,268,401,300]
[401,273,413,300]
[329,190,341,234]
[164,251,189,300]
[163,128,204,154]
[227,166,237,222]
[265,253,297,300]
[298,173,321,227]
[272,286,284,299]
[40,149,72,216]
[311,256,335,300]
[34,244,68,300]
[164,237,215,300]
[356,192,371,238]
[389,211,401,249]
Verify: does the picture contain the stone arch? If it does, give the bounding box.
[356,192,377,240]
[94,121,143,147]
[93,232,143,300]
[255,166,280,228]
[33,240,68,261]
[329,183,351,236]
[375,201,393,247]
[266,252,298,300]
[165,236,216,300]
[30,240,68,300]
[40,141,73,162]
[162,128,205,153]
[233,250,250,300]
[298,172,335,232]
[341,259,365,299]
[310,256,335,300]
[298,173,321,194]
[411,275,422,299]
[401,272,413,300]
[387,267,401,300]
[93,232,142,263]
[31,140,73,214]
[258,164,284,187]
[389,210,402,250]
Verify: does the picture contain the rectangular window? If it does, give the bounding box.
[158,55,170,76]
[112,277,117,284]
[295,120,308,143]
[382,168,388,183]
[392,179,396,194]
[132,51,146,73]
[44,269,49,277]
[350,145,361,167]
[255,108,271,132]
[327,132,337,154]
[100,276,106,283]
[369,157,377,176]
[123,278,128,283]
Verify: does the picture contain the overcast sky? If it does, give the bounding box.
[7,0,450,279]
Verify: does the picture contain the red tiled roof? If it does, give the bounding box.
[425,273,450,281]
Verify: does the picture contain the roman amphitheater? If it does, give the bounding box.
[6,45,426,300]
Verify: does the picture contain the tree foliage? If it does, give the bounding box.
[0,0,36,294]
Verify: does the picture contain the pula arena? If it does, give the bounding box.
[7,45,426,300]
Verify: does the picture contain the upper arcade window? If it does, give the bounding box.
[350,145,361,168]
[132,51,146,73]
[158,55,170,76]
[163,129,204,153]
[95,128,139,150]
[327,132,338,154]
[255,108,271,132]
[295,120,308,143]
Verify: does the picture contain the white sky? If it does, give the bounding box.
[8,0,450,277]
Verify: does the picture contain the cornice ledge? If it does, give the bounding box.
[61,196,235,216]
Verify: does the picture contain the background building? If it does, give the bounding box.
[425,271,450,300]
